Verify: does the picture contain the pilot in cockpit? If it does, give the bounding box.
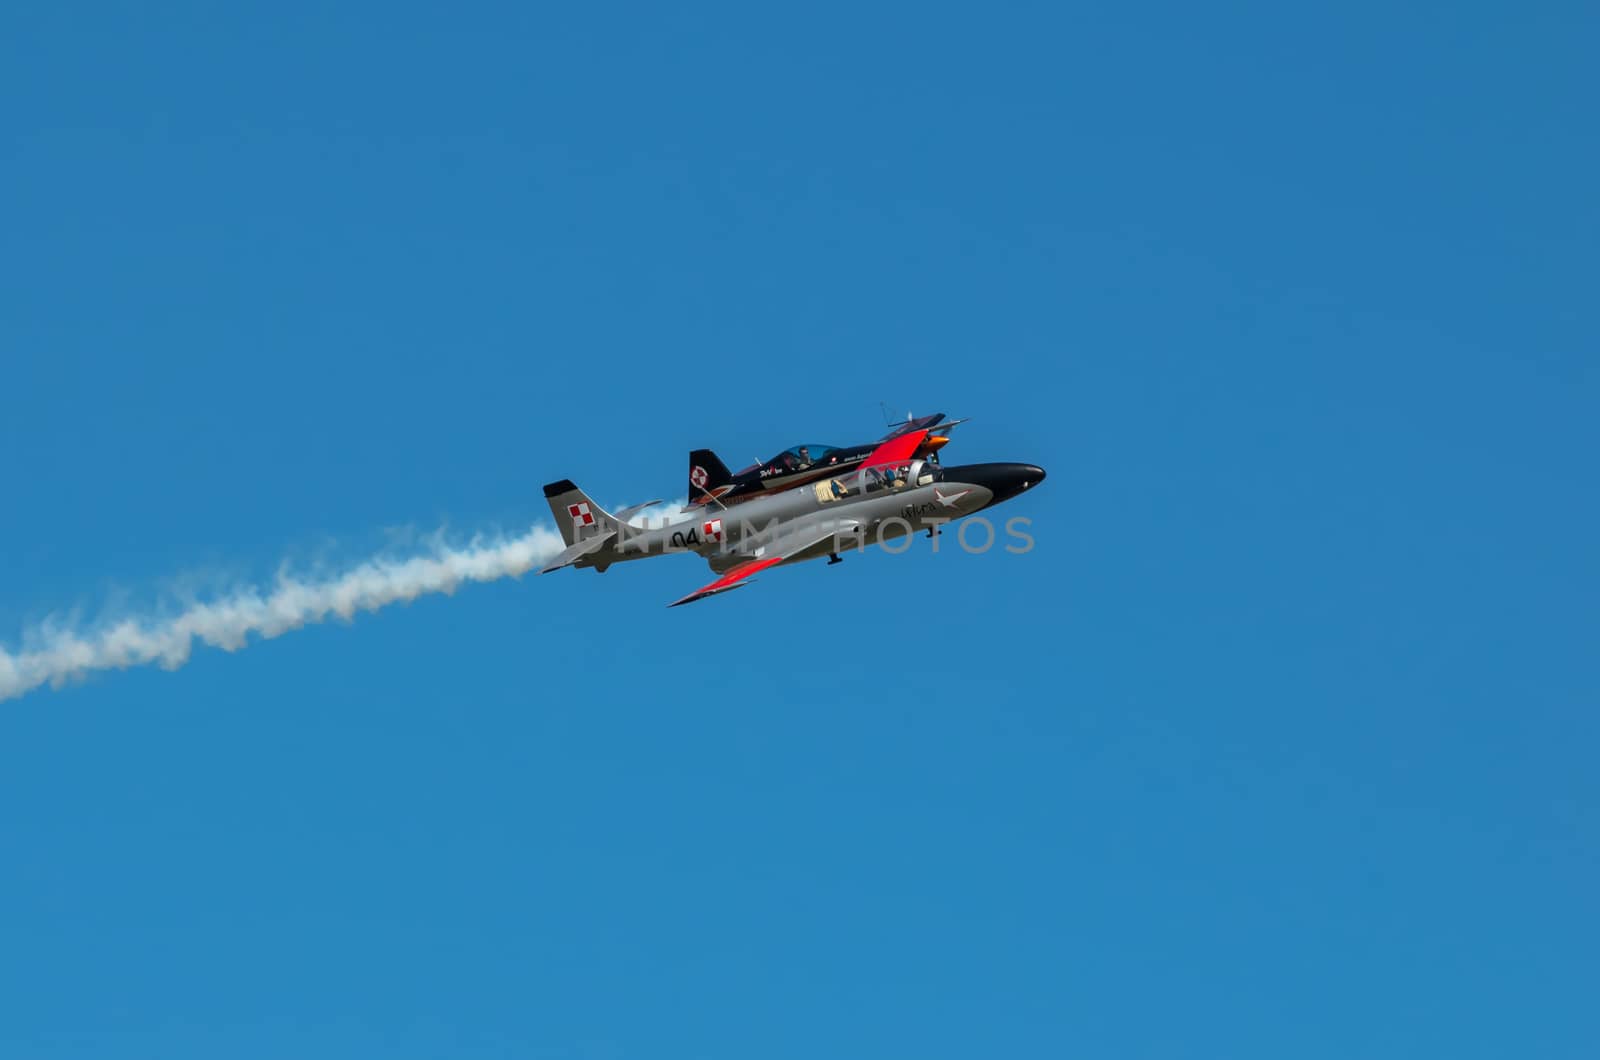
[798,446,812,468]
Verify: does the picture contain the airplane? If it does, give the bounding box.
[685,411,967,509]
[540,429,1044,606]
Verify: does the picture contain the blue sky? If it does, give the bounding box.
[2,3,1596,1056]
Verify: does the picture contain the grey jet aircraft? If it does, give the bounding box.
[539,429,1045,606]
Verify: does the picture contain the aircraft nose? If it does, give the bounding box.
[992,464,1043,505]
[1007,464,1045,501]
[943,462,1046,505]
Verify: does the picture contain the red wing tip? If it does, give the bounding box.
[667,581,755,607]
[667,555,783,606]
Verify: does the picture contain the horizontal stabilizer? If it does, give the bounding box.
[539,530,616,574]
[613,499,666,523]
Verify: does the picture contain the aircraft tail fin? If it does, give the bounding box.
[543,479,621,547]
[687,449,735,507]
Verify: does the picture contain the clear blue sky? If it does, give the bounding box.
[3,3,1596,1056]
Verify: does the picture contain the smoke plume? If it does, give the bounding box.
[0,524,571,703]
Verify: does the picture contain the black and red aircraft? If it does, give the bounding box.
[685,412,964,509]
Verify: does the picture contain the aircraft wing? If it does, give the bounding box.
[667,519,862,607]
[880,411,946,439]
[860,428,930,469]
[538,530,617,574]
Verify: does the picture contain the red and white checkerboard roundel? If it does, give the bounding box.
[703,519,723,542]
[690,465,708,489]
[568,502,595,526]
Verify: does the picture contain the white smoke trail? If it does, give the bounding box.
[0,524,569,704]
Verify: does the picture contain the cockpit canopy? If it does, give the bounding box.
[817,458,939,502]
[767,443,839,471]
[861,458,938,492]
